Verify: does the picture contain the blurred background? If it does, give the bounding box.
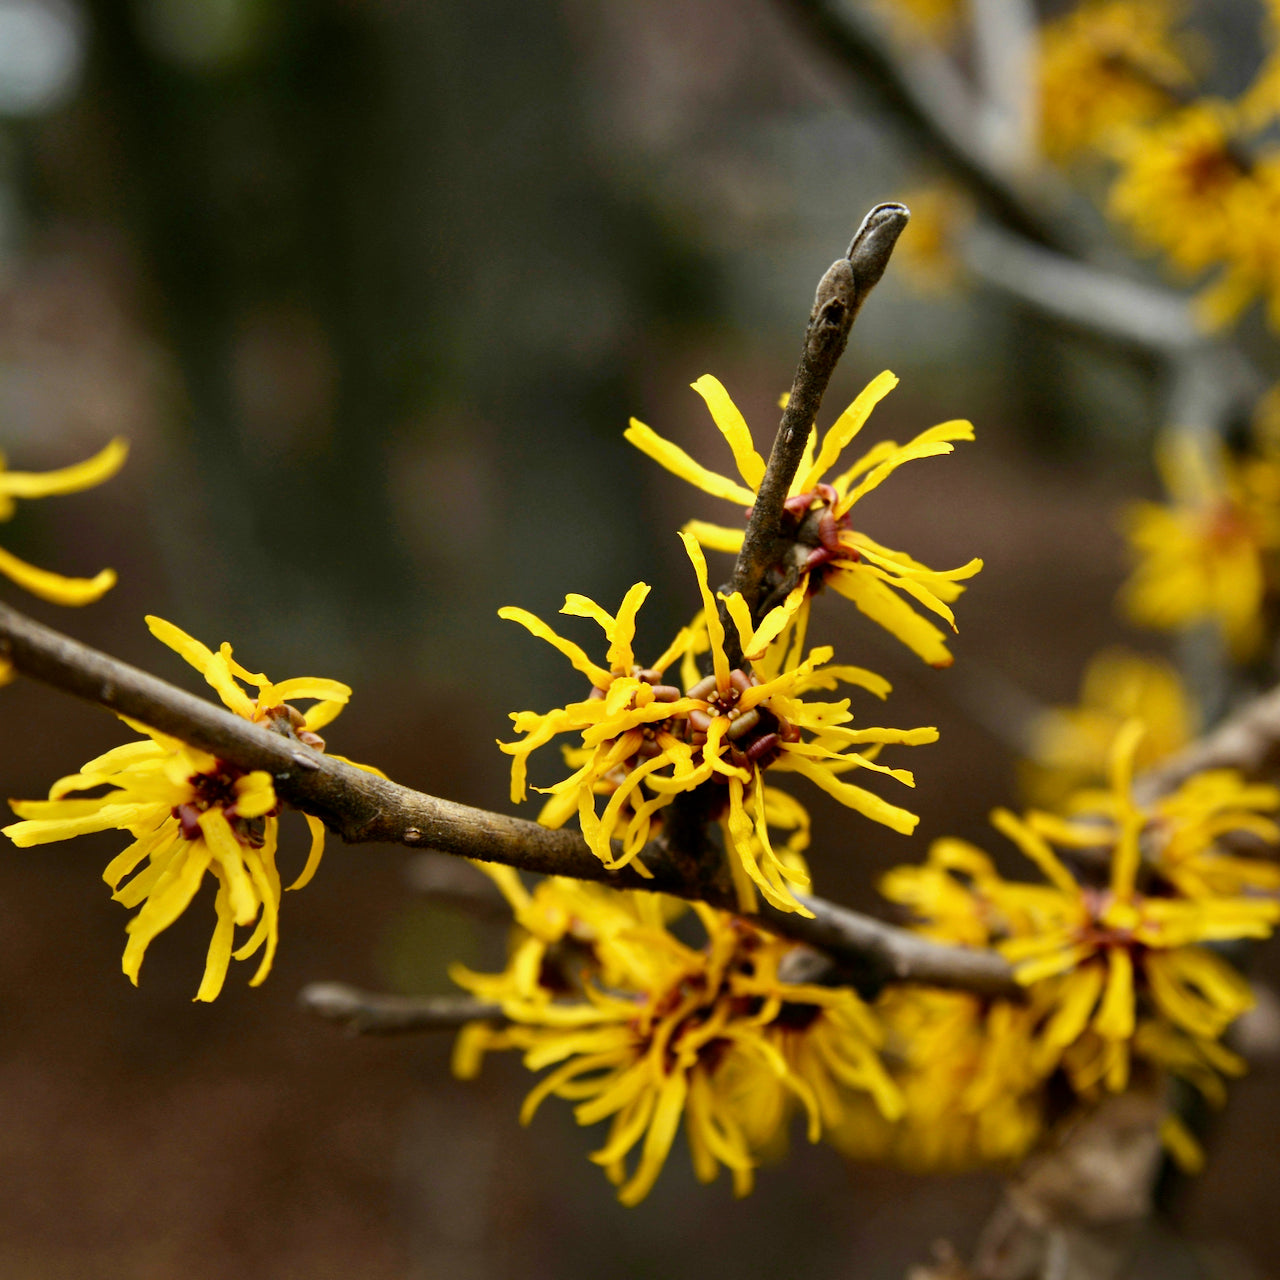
[0,0,1276,1276]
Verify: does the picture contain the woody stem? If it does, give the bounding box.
[0,598,1015,998]
[721,204,909,666]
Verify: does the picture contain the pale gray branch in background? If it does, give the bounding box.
[779,0,1075,248]
[963,222,1203,356]
[299,984,503,1035]
[967,0,1040,173]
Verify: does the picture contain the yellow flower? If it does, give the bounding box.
[1108,102,1249,276]
[0,436,127,605]
[1195,156,1280,331]
[895,186,971,293]
[625,372,981,666]
[884,721,1278,1102]
[453,888,901,1204]
[4,616,373,1000]
[994,722,1278,1093]
[498,582,698,875]
[880,836,1016,948]
[1120,434,1280,657]
[1037,0,1190,162]
[1134,1015,1246,1171]
[828,987,1044,1172]
[500,538,938,914]
[1147,769,1280,897]
[672,534,938,913]
[449,864,683,1018]
[1022,647,1197,806]
[1136,1018,1246,1110]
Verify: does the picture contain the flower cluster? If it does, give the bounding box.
[495,371,979,917]
[4,617,377,1000]
[500,529,940,915]
[1029,0,1280,332]
[452,867,902,1203]
[1119,434,1280,658]
[462,367,996,1196]
[882,720,1280,1169]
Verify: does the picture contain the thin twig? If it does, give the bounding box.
[298,983,503,1034]
[725,202,909,654]
[0,600,1019,998]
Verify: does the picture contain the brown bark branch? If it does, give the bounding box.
[0,599,1019,998]
[722,202,909,659]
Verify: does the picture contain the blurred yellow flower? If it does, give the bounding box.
[4,616,375,1000]
[1120,434,1280,657]
[453,887,901,1204]
[1038,0,1190,162]
[1103,99,1280,331]
[829,987,1044,1171]
[0,436,127,606]
[1109,103,1247,276]
[996,722,1278,1092]
[884,721,1279,1107]
[881,836,1017,949]
[1022,647,1196,806]
[896,186,971,293]
[1049,749,1280,901]
[626,371,981,667]
[1195,156,1280,331]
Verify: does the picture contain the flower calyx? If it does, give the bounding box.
[258,700,328,751]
